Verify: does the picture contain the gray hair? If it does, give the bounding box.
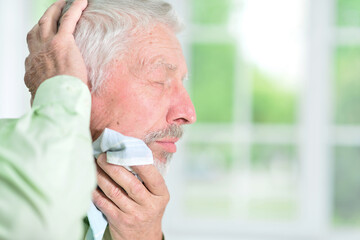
[63,0,183,93]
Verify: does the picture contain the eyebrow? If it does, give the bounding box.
[157,60,177,72]
[161,62,189,82]
[162,62,188,82]
[146,57,188,81]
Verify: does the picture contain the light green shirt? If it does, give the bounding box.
[0,76,96,240]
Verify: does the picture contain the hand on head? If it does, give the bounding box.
[25,0,88,104]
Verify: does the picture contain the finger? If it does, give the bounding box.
[38,0,67,39]
[92,189,125,223]
[24,56,30,72]
[97,155,151,204]
[132,165,168,197]
[96,164,136,213]
[58,0,88,35]
[26,25,39,53]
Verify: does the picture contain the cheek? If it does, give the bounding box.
[111,92,169,136]
[127,84,170,119]
[127,94,165,121]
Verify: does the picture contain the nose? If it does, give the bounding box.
[166,84,196,125]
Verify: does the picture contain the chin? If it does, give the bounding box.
[153,154,172,177]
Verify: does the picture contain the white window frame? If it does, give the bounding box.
[0,0,32,118]
[164,0,360,239]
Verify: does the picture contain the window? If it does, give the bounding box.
[164,0,360,239]
[333,0,360,229]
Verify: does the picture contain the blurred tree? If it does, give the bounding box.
[252,68,297,124]
[335,46,360,124]
[334,146,360,226]
[191,43,235,123]
[337,0,360,26]
[191,0,233,25]
[33,0,56,21]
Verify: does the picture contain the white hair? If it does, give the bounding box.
[63,0,183,93]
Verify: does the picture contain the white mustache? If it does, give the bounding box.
[143,124,183,144]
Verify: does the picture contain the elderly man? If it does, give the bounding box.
[0,0,196,239]
[64,0,196,239]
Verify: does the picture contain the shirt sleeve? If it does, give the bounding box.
[0,76,96,240]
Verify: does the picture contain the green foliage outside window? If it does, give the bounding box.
[337,0,360,27]
[252,69,297,124]
[251,144,297,169]
[248,198,296,220]
[191,0,233,25]
[184,143,234,217]
[333,146,360,226]
[186,143,234,175]
[190,43,235,123]
[34,0,56,21]
[248,144,298,220]
[335,46,360,125]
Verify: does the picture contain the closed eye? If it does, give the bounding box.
[151,78,171,86]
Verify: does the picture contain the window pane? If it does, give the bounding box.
[191,43,235,123]
[249,144,298,220]
[335,46,360,124]
[239,0,304,124]
[184,143,234,217]
[191,0,233,25]
[252,69,298,124]
[333,146,360,227]
[34,0,55,20]
[337,0,360,27]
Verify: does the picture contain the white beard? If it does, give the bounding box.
[153,158,171,177]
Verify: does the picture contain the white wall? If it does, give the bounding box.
[0,0,32,118]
